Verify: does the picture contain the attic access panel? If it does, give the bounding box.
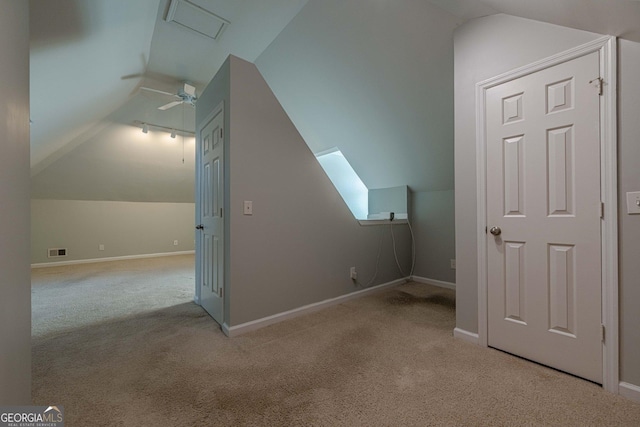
[165,0,229,40]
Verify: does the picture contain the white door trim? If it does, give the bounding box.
[195,101,225,308]
[475,36,618,393]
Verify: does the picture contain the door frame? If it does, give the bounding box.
[194,101,225,313]
[475,36,618,393]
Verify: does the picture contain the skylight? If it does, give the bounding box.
[315,149,368,220]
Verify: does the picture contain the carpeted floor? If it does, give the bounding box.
[31,255,195,338]
[32,256,640,426]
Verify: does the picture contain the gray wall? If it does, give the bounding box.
[412,190,456,284]
[618,38,640,387]
[255,0,458,283]
[31,101,198,265]
[454,14,640,387]
[369,186,409,218]
[198,56,412,327]
[31,200,195,265]
[0,0,31,404]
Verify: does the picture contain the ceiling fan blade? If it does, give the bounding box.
[140,86,179,98]
[158,100,184,110]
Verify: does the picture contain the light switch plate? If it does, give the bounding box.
[626,192,640,214]
[243,201,253,215]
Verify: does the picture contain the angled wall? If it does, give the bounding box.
[0,0,31,404]
[255,0,458,284]
[197,56,412,327]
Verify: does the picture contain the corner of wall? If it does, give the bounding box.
[0,0,31,404]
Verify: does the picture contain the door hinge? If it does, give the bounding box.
[601,324,605,342]
[600,202,605,219]
[589,77,603,96]
[220,208,223,218]
[218,287,223,298]
[220,128,223,139]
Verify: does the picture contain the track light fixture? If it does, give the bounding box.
[133,121,194,137]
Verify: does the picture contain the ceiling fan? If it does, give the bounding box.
[140,82,197,110]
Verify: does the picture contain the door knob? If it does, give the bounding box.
[196,224,204,230]
[489,226,502,236]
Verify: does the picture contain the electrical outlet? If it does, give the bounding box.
[173,240,179,246]
[450,259,456,269]
[350,267,357,280]
[99,244,105,251]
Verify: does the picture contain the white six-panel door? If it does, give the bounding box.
[486,52,603,383]
[197,108,224,325]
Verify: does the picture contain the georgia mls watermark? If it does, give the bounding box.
[0,406,63,427]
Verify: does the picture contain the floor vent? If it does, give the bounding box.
[48,248,67,258]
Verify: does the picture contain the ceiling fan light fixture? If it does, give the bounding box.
[142,123,149,134]
[140,82,197,110]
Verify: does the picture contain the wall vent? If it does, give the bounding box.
[165,0,230,41]
[48,248,67,258]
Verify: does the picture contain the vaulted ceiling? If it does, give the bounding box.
[29,0,640,201]
[30,0,308,171]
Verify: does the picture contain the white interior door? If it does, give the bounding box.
[486,52,602,383]
[196,108,224,325]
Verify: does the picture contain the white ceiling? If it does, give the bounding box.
[29,0,640,174]
[147,0,309,85]
[29,0,308,169]
[480,0,640,41]
[429,0,640,39]
[30,0,159,168]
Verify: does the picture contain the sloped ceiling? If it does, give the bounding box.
[256,0,640,194]
[30,0,308,201]
[30,0,160,168]
[427,0,640,40]
[480,0,640,42]
[256,0,459,193]
[29,0,640,201]
[147,0,311,85]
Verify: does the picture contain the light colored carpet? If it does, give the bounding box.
[31,255,195,338]
[32,256,640,426]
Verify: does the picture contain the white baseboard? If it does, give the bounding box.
[410,275,456,290]
[453,327,480,345]
[221,323,231,337]
[224,277,408,337]
[31,250,195,268]
[619,382,640,402]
